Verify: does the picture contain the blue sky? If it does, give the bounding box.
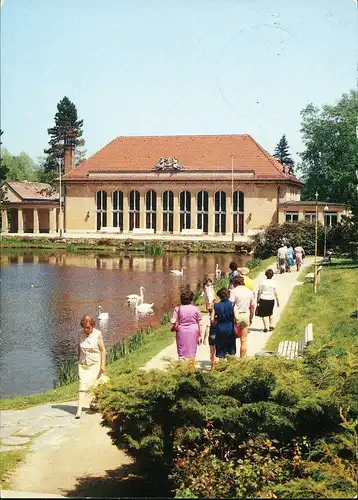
[1,0,357,165]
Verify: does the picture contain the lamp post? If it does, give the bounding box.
[314,191,319,294]
[323,204,329,257]
[231,155,234,242]
[58,158,63,238]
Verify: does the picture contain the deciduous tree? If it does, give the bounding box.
[299,90,358,214]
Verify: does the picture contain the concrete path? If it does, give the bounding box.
[0,257,313,497]
[144,258,314,370]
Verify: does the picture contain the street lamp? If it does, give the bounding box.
[231,156,234,242]
[323,204,329,257]
[58,158,63,238]
[314,191,319,294]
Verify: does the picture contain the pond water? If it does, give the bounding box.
[1,251,250,398]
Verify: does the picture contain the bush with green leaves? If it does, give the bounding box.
[326,214,358,261]
[252,220,325,258]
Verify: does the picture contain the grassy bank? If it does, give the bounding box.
[266,259,358,350]
[0,449,27,489]
[1,235,253,254]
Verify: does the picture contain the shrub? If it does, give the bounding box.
[252,221,324,258]
[326,215,358,261]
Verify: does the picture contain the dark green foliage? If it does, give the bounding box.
[252,220,324,258]
[143,243,164,256]
[273,134,295,174]
[43,96,85,178]
[299,90,358,214]
[326,214,358,261]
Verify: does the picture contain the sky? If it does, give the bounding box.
[1,0,357,166]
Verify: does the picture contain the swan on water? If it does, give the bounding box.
[215,264,222,279]
[98,305,109,320]
[127,286,144,302]
[170,266,186,276]
[135,297,154,314]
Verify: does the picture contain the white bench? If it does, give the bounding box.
[132,228,155,234]
[305,266,322,283]
[99,227,121,233]
[277,323,313,360]
[180,229,204,236]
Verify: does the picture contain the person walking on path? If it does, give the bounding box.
[211,287,237,361]
[203,307,217,369]
[286,244,294,271]
[256,269,280,332]
[294,244,305,271]
[171,290,202,363]
[229,276,255,357]
[277,244,288,274]
[76,315,106,419]
[228,261,239,288]
[202,277,215,311]
[238,266,254,292]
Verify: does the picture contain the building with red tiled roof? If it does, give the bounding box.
[1,181,60,234]
[61,134,303,238]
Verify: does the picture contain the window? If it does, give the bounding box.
[197,191,208,233]
[304,212,316,223]
[325,212,338,227]
[96,190,107,230]
[129,190,140,230]
[180,191,191,231]
[233,191,244,234]
[112,191,123,231]
[163,191,174,233]
[286,212,298,222]
[146,190,157,231]
[214,191,226,234]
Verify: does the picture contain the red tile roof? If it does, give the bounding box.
[6,181,59,201]
[63,134,301,182]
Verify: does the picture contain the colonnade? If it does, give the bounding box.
[1,206,58,234]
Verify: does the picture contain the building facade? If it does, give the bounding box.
[62,134,303,238]
[1,181,59,234]
[278,201,348,226]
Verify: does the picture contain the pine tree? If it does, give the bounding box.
[273,134,295,174]
[43,96,85,177]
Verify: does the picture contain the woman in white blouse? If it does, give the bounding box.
[256,269,280,332]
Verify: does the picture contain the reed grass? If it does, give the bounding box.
[143,243,164,256]
[161,312,172,325]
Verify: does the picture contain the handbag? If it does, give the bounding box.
[255,304,260,316]
[171,306,181,332]
[93,373,110,387]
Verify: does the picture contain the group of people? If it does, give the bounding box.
[277,243,305,274]
[74,259,281,418]
[170,260,280,370]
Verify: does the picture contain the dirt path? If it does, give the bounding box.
[1,258,314,497]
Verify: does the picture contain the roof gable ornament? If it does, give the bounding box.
[153,157,184,172]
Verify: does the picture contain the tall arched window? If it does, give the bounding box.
[163,191,174,233]
[146,190,157,231]
[214,191,226,234]
[112,191,123,231]
[233,191,244,234]
[180,191,191,231]
[197,190,208,233]
[96,190,107,230]
[129,190,140,230]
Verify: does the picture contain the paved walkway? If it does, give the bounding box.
[144,258,314,370]
[0,258,313,497]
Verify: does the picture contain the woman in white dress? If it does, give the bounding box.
[256,269,280,332]
[76,315,106,419]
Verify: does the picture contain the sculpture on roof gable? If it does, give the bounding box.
[153,157,184,171]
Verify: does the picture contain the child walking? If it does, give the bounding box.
[203,307,217,369]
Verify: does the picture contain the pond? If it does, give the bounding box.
[0,251,251,398]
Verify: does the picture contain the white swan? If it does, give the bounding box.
[170,266,186,276]
[135,298,154,314]
[215,264,222,279]
[127,286,144,302]
[98,305,109,320]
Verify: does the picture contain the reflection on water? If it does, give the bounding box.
[1,251,250,398]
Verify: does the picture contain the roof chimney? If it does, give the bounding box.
[64,146,75,174]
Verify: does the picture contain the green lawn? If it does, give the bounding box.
[266,259,358,350]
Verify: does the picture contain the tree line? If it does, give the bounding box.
[1,90,357,214]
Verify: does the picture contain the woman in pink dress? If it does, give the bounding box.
[171,290,202,361]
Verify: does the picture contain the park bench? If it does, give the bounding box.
[132,228,155,234]
[257,323,313,360]
[99,227,120,234]
[305,265,322,283]
[320,251,332,265]
[180,229,204,236]
[277,323,313,360]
